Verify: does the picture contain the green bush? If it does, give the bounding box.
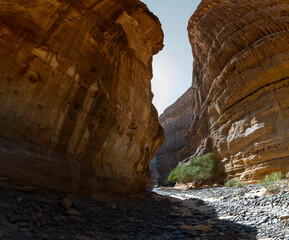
[167,153,216,184]
[260,172,283,194]
[225,179,245,188]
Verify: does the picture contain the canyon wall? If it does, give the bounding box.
[0,0,164,195]
[184,0,289,183]
[156,87,194,185]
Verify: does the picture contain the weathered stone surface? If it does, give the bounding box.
[0,0,164,195]
[184,0,289,183]
[155,88,194,185]
[148,157,159,186]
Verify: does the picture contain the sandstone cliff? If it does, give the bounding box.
[0,0,164,195]
[148,157,159,186]
[156,87,194,185]
[184,0,289,183]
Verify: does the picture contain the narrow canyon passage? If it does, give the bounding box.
[0,0,289,239]
[154,0,289,187]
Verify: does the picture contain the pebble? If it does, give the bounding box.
[60,197,72,210]
[66,209,82,216]
[37,212,43,220]
[280,214,289,220]
[67,216,85,223]
[9,215,27,223]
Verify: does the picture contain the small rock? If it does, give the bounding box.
[186,230,200,237]
[170,213,182,218]
[67,209,82,216]
[9,215,27,223]
[6,223,18,232]
[22,230,33,239]
[174,183,190,191]
[17,222,27,228]
[40,218,46,226]
[258,216,269,224]
[36,212,43,220]
[31,215,38,223]
[61,197,72,210]
[109,203,117,210]
[191,224,212,232]
[84,230,95,237]
[75,234,90,240]
[52,216,60,223]
[40,233,49,239]
[67,216,85,223]
[280,214,289,220]
[33,206,43,213]
[36,221,41,228]
[16,197,23,202]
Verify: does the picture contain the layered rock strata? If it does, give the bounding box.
[184,0,289,182]
[156,88,194,185]
[0,0,164,195]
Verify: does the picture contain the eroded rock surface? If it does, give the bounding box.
[156,88,194,185]
[184,0,289,182]
[0,0,164,195]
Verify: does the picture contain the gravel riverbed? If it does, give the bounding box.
[0,187,257,240]
[153,182,289,240]
[0,183,288,240]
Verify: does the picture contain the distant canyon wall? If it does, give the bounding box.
[157,0,289,184]
[156,88,194,185]
[0,0,164,195]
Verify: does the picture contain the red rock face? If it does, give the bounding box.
[185,0,289,182]
[0,0,164,195]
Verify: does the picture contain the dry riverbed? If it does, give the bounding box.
[0,186,259,240]
[153,181,289,240]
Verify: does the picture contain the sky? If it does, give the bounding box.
[142,0,201,115]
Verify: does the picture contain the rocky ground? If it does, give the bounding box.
[153,181,289,240]
[0,187,258,240]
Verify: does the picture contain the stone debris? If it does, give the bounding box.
[154,181,289,240]
[0,188,257,240]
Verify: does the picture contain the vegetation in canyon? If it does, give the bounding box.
[225,179,245,188]
[260,172,284,194]
[167,153,216,184]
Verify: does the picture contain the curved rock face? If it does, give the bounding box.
[185,0,289,182]
[0,0,164,195]
[156,87,194,185]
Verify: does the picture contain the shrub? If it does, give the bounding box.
[260,172,283,194]
[167,153,216,184]
[225,179,245,188]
